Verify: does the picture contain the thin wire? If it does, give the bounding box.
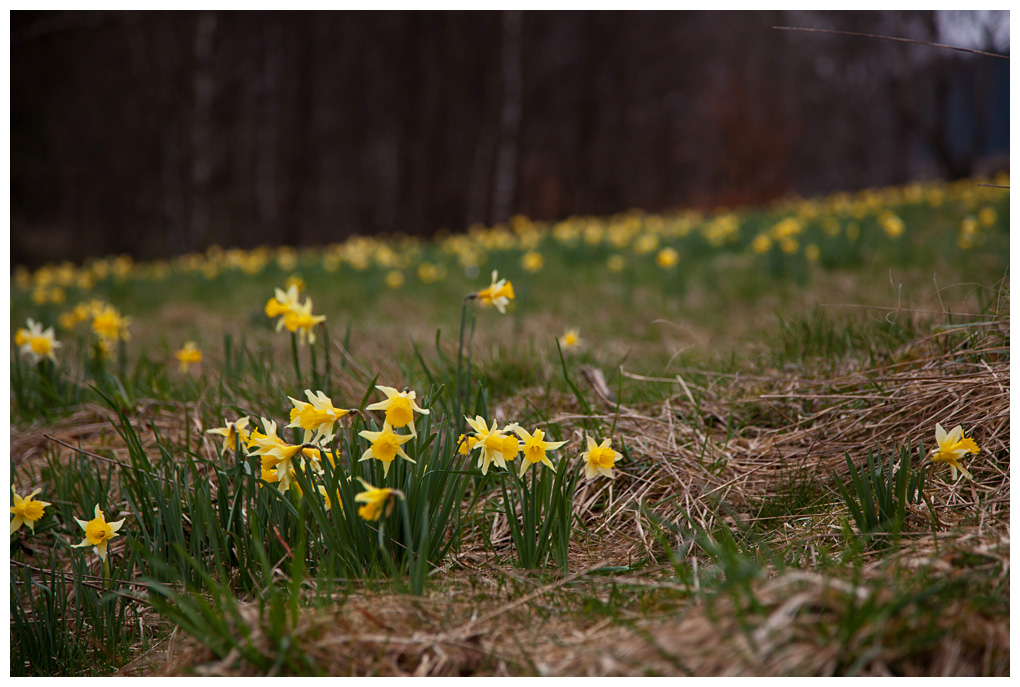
[772,25,1009,60]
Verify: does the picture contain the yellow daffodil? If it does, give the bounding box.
[174,341,202,373]
[206,416,251,456]
[358,422,415,478]
[582,436,619,480]
[456,433,478,455]
[10,487,51,534]
[366,386,430,437]
[521,251,544,272]
[385,270,405,289]
[930,422,979,481]
[91,305,131,342]
[72,504,125,563]
[287,389,353,444]
[655,247,679,269]
[512,427,567,477]
[284,274,306,294]
[464,415,510,475]
[354,478,404,522]
[265,284,300,323]
[472,270,515,314]
[559,329,582,351]
[248,418,304,493]
[282,297,326,345]
[17,319,61,364]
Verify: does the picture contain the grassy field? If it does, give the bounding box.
[9,175,1010,676]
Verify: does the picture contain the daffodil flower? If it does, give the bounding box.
[287,389,354,444]
[358,422,415,478]
[17,318,61,364]
[91,305,131,342]
[456,434,478,456]
[174,341,202,373]
[11,487,51,534]
[930,422,980,481]
[465,415,510,475]
[512,427,567,477]
[72,505,125,563]
[206,416,251,456]
[248,418,305,493]
[282,297,326,345]
[582,436,619,480]
[366,386,430,437]
[472,270,515,314]
[354,478,404,522]
[559,329,582,351]
[265,284,301,325]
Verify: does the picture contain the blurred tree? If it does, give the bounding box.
[10,10,1009,265]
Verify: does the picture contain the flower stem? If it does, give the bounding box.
[290,331,302,387]
[455,299,469,431]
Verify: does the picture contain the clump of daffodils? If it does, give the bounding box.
[15,318,61,364]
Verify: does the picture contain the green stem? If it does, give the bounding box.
[290,332,302,387]
[455,299,469,430]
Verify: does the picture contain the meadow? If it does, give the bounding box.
[9,174,1010,676]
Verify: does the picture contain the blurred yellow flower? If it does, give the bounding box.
[751,234,772,254]
[521,251,544,273]
[10,487,50,534]
[606,254,626,272]
[92,305,131,342]
[878,211,904,238]
[385,270,405,289]
[282,297,327,345]
[354,478,403,522]
[977,206,997,227]
[559,329,582,351]
[655,247,679,269]
[18,318,61,364]
[174,341,202,373]
[285,274,306,293]
[472,270,515,314]
[804,243,821,262]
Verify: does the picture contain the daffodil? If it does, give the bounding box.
[521,251,544,273]
[512,427,567,477]
[287,389,354,443]
[91,305,131,342]
[17,318,61,364]
[456,434,478,455]
[358,422,415,478]
[930,422,979,481]
[354,478,404,522]
[265,284,301,324]
[366,386,430,436]
[559,329,582,351]
[72,504,125,563]
[472,270,515,314]
[206,416,251,456]
[174,341,203,373]
[465,415,510,475]
[10,487,51,534]
[248,418,305,493]
[655,247,679,269]
[282,297,326,345]
[582,436,619,480]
